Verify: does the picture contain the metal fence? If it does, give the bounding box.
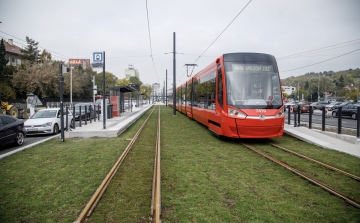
[287,105,360,138]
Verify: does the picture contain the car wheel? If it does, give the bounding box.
[332,111,337,117]
[14,132,24,146]
[53,124,59,135]
[351,113,357,120]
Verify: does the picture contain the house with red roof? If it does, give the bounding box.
[2,39,23,66]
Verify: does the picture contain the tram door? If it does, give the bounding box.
[212,62,223,128]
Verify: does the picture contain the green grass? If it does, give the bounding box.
[0,105,359,222]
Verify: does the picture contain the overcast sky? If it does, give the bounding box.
[1,0,359,87]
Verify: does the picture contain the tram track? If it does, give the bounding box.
[240,142,360,209]
[74,106,162,223]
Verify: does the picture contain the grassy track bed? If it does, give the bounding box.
[87,106,159,222]
[1,105,360,222]
[252,138,360,203]
[160,106,360,222]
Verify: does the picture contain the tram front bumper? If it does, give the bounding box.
[234,117,284,138]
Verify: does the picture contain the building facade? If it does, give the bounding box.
[125,65,140,80]
[3,39,23,66]
[281,85,296,96]
[152,83,161,101]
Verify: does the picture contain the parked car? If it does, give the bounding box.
[297,102,314,113]
[284,101,298,111]
[332,103,359,119]
[24,108,73,135]
[312,101,330,110]
[74,103,97,121]
[332,101,354,111]
[0,114,26,147]
[325,102,341,111]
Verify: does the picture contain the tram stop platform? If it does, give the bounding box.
[64,103,153,138]
[284,124,360,158]
[64,104,360,158]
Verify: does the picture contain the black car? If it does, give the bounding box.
[332,101,354,111]
[332,103,359,119]
[0,114,26,147]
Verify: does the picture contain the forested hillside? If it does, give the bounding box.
[281,68,360,101]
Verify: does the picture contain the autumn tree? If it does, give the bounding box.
[12,60,61,99]
[38,49,52,63]
[94,71,118,95]
[140,84,152,99]
[116,78,131,86]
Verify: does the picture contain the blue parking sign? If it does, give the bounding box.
[93,52,103,63]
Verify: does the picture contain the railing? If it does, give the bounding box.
[286,105,360,138]
[56,104,113,131]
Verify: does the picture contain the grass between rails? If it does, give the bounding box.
[0,105,359,222]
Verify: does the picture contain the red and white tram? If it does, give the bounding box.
[169,53,284,138]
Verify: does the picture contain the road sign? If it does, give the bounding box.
[93,52,103,63]
[69,59,83,65]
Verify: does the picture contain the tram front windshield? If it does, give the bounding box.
[225,63,282,109]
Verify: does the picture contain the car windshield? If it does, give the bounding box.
[31,110,57,119]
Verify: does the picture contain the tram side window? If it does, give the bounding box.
[217,64,223,108]
[194,80,203,108]
[186,83,192,106]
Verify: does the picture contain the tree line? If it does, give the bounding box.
[0,37,152,102]
[281,69,360,102]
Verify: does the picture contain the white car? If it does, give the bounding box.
[24,108,73,135]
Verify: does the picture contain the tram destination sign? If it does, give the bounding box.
[232,64,273,72]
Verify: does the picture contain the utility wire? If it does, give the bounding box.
[178,0,252,81]
[0,30,71,60]
[145,0,159,83]
[277,38,360,60]
[0,35,69,61]
[281,48,360,73]
[194,0,252,64]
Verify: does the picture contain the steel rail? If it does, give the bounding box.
[270,143,360,181]
[74,107,156,223]
[151,106,161,222]
[240,143,360,209]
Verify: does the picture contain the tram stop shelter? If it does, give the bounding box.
[109,85,141,117]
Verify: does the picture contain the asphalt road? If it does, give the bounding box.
[0,134,55,156]
[0,119,92,157]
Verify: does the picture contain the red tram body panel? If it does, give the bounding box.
[170,52,284,138]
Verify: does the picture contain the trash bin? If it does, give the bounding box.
[107,104,112,119]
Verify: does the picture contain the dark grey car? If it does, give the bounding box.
[0,114,26,147]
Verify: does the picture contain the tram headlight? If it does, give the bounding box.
[275,108,284,117]
[228,108,247,119]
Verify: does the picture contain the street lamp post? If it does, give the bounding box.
[317,74,320,102]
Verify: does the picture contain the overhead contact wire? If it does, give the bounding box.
[145,0,159,83]
[281,48,360,73]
